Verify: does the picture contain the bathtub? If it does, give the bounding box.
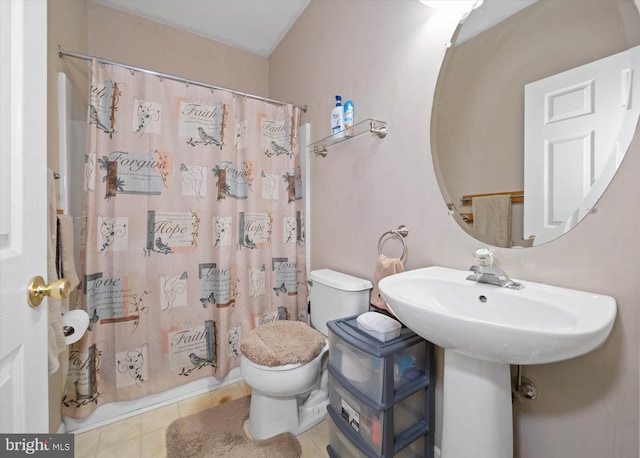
[62,368,242,433]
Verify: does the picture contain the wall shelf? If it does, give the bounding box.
[308,119,387,157]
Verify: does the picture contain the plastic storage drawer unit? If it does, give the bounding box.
[328,316,427,406]
[329,372,425,454]
[326,315,434,458]
[327,414,428,458]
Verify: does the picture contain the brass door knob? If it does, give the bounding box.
[27,276,71,307]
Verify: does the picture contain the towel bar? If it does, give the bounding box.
[460,191,524,206]
[377,225,409,263]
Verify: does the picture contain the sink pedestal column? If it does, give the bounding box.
[441,350,513,458]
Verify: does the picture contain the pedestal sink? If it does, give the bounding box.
[378,266,616,458]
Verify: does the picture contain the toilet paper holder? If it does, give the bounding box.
[61,310,90,345]
[63,325,76,337]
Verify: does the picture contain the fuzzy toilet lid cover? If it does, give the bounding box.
[241,320,326,367]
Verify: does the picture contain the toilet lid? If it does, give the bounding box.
[240,320,326,367]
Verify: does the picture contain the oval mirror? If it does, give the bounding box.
[432,0,640,248]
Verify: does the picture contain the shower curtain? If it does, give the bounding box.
[62,60,306,418]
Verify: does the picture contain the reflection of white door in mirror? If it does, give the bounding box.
[524,45,640,245]
[432,0,640,248]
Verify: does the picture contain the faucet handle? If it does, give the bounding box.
[473,248,494,267]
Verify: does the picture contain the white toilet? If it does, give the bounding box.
[240,269,372,440]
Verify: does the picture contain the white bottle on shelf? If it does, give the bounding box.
[343,100,354,137]
[331,95,345,138]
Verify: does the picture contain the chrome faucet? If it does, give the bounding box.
[466,248,524,290]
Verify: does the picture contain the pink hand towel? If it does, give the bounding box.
[370,254,405,315]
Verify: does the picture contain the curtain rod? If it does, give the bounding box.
[57,45,307,113]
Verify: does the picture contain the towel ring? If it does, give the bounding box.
[377,225,409,263]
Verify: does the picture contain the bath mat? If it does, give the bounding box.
[165,395,302,458]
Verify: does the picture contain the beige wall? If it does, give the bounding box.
[270,1,639,457]
[86,2,269,98]
[47,0,89,172]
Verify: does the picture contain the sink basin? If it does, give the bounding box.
[378,266,616,365]
[379,265,617,458]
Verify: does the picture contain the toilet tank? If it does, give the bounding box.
[309,269,372,336]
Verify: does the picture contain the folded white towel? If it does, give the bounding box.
[370,254,404,316]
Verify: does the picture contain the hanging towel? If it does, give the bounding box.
[472,195,512,248]
[370,254,405,316]
[57,214,80,290]
[47,169,65,374]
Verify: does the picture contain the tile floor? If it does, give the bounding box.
[73,380,330,457]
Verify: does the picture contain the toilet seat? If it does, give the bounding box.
[241,340,328,372]
[240,320,325,367]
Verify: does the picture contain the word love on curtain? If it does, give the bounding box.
[62,59,306,418]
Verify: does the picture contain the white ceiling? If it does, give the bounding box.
[92,0,311,57]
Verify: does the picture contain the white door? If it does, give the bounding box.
[524,45,640,245]
[0,0,49,432]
